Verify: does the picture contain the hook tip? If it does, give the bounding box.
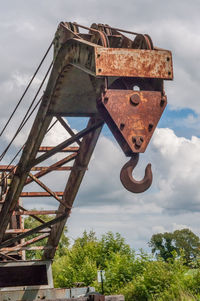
[120,156,153,193]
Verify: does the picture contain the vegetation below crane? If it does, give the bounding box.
[24,217,200,300]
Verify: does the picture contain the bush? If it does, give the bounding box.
[52,231,200,300]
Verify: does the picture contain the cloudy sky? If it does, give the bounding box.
[0,0,200,252]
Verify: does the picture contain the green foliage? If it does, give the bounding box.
[173,229,200,263]
[24,215,69,260]
[53,231,133,289]
[26,226,200,300]
[97,231,135,269]
[149,228,200,264]
[53,230,99,288]
[120,253,195,301]
[149,232,175,262]
[97,252,135,294]
[53,250,97,288]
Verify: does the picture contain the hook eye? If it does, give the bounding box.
[120,153,153,193]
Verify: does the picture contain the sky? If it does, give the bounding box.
[0,0,200,252]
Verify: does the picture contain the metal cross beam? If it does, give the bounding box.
[0,22,173,265]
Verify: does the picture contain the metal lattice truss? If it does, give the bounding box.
[0,22,173,262]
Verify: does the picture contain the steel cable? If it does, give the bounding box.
[0,40,54,137]
[0,61,53,161]
[73,23,140,36]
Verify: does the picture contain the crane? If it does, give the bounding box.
[0,22,173,295]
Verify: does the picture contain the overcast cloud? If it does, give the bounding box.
[0,1,200,251]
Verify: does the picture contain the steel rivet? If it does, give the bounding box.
[120,123,125,131]
[104,97,109,104]
[148,123,154,132]
[160,96,166,107]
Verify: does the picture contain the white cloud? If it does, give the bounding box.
[172,223,188,232]
[152,226,166,234]
[151,128,200,213]
[12,72,42,88]
[77,128,200,213]
[65,127,200,250]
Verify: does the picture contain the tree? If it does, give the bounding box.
[53,230,100,288]
[52,231,136,290]
[149,232,175,262]
[46,229,200,300]
[173,229,200,263]
[149,228,200,264]
[98,231,134,268]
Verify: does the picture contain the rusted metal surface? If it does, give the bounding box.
[20,191,63,197]
[120,153,152,193]
[97,89,166,154]
[18,205,50,226]
[0,165,72,171]
[13,210,60,216]
[0,22,173,288]
[43,117,103,260]
[25,153,77,185]
[57,116,81,146]
[0,252,19,261]
[95,48,173,79]
[97,87,166,192]
[38,146,79,152]
[5,229,50,234]
[1,234,49,257]
[32,120,103,167]
[1,246,52,252]
[0,215,67,249]
[28,172,66,207]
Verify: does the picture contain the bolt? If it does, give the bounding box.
[160,95,167,107]
[120,123,125,131]
[148,123,154,132]
[132,136,144,148]
[130,94,140,106]
[104,97,109,104]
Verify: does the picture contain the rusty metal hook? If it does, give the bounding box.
[120,153,152,193]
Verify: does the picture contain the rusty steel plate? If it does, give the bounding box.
[95,48,173,79]
[97,89,167,155]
